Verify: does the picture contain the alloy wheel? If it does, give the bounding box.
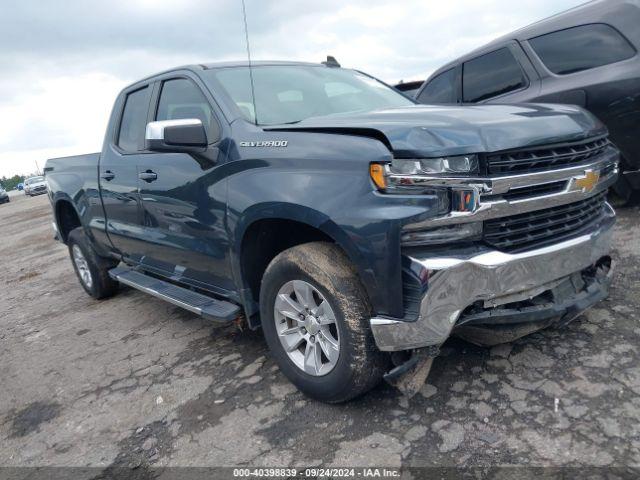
[273,280,340,376]
[72,244,93,289]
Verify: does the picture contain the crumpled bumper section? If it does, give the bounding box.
[371,204,615,351]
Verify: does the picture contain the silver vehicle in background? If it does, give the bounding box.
[23,176,48,196]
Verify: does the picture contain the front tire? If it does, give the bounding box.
[67,227,119,299]
[260,242,387,403]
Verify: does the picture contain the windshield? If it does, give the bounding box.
[204,65,414,125]
[26,176,44,184]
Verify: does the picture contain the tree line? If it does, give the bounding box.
[1,175,26,191]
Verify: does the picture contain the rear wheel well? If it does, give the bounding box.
[55,200,81,243]
[240,219,333,308]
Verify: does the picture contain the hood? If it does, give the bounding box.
[266,104,607,157]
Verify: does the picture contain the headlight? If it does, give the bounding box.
[370,155,485,246]
[370,154,482,214]
[370,155,479,193]
[390,155,478,175]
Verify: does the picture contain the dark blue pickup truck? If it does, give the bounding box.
[45,61,618,402]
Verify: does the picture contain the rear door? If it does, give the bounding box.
[522,23,640,163]
[99,84,152,261]
[136,74,234,293]
[524,23,638,109]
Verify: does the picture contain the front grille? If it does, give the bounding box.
[483,191,607,253]
[501,180,566,201]
[485,136,609,175]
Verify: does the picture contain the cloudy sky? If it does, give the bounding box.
[0,0,586,178]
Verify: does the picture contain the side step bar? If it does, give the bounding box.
[108,266,240,322]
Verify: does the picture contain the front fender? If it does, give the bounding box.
[223,128,429,320]
[232,201,368,271]
[228,180,410,321]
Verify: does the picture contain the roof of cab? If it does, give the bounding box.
[200,60,323,69]
[124,60,333,89]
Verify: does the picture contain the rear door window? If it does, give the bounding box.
[529,23,636,75]
[462,48,527,102]
[117,87,150,152]
[417,69,456,104]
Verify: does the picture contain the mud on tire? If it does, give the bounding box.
[67,227,120,299]
[259,242,387,403]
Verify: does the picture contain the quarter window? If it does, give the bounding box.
[156,78,217,140]
[529,23,636,75]
[462,48,526,102]
[117,87,149,151]
[417,68,456,104]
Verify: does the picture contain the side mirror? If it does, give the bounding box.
[145,119,208,152]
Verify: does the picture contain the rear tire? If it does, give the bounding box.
[259,242,387,403]
[67,227,119,299]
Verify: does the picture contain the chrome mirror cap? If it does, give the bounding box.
[145,118,203,141]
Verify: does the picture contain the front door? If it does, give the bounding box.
[137,77,233,294]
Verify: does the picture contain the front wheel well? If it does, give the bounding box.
[240,219,334,309]
[55,200,81,243]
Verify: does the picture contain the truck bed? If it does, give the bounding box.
[45,152,100,174]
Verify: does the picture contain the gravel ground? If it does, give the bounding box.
[1,194,639,475]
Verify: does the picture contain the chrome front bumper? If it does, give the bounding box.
[370,204,616,351]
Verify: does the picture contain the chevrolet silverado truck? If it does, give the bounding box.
[45,60,617,402]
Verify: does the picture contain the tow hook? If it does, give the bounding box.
[383,346,440,398]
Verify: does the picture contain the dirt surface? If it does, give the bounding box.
[1,194,639,473]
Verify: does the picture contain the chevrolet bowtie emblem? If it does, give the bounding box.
[571,169,600,193]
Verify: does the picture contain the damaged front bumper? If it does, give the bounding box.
[370,203,616,352]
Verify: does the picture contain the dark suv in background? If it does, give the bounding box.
[415,0,640,204]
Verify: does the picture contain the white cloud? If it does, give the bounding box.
[0,73,123,176]
[1,73,122,150]
[0,0,585,177]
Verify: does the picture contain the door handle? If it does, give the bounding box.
[138,170,158,182]
[101,170,115,181]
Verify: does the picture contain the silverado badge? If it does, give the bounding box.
[239,141,288,147]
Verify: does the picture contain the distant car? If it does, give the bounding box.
[17,183,24,191]
[0,186,9,204]
[394,80,424,98]
[23,176,47,196]
[415,0,640,205]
